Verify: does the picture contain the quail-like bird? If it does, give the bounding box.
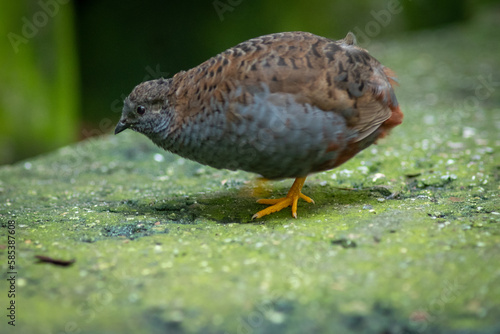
[115,32,403,219]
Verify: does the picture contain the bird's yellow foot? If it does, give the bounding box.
[240,177,271,199]
[252,177,314,219]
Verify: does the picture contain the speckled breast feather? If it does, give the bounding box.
[155,86,358,179]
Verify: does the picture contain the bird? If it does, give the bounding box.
[114,31,403,219]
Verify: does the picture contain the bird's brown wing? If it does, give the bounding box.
[172,31,399,142]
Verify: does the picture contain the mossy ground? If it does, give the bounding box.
[1,6,500,334]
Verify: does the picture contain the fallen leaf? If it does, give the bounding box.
[35,255,75,267]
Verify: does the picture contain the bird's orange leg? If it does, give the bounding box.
[252,177,314,219]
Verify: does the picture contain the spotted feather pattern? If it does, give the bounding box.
[120,31,403,179]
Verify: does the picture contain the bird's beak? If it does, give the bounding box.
[114,120,130,134]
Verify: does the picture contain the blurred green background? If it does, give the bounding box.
[0,0,497,165]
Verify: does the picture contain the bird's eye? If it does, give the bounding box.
[136,105,146,115]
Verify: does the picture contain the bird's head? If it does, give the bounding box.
[115,78,174,137]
